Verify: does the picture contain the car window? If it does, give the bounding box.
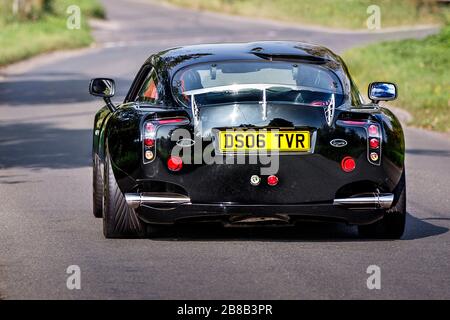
[172,61,345,108]
[137,68,163,104]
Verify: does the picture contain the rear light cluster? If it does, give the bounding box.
[143,117,189,165]
[367,124,381,165]
[337,120,382,166]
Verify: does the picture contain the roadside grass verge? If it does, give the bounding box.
[343,25,450,132]
[165,0,447,29]
[0,0,105,67]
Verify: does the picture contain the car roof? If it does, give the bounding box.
[147,41,342,73]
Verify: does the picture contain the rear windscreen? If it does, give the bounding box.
[172,61,345,107]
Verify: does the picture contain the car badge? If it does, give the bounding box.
[330,139,348,148]
[176,138,195,147]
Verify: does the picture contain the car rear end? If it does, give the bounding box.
[126,59,404,226]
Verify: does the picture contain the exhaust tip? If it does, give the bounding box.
[125,194,142,209]
[378,194,394,209]
[334,193,394,209]
[125,193,191,209]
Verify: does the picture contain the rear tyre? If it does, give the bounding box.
[103,154,146,238]
[92,155,104,218]
[358,172,406,239]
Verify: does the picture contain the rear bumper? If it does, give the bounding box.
[134,200,387,226]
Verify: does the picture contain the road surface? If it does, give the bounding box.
[0,0,449,299]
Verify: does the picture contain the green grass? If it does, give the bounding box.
[0,0,105,66]
[52,0,105,19]
[343,25,450,132]
[165,0,446,29]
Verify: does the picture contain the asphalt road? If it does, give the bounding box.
[0,0,449,299]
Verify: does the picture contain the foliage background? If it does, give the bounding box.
[0,0,104,66]
[166,0,446,29]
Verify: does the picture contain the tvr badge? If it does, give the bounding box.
[176,138,195,147]
[330,139,348,148]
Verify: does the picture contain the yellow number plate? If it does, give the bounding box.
[219,130,310,152]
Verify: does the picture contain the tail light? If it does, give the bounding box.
[367,124,381,165]
[369,138,379,149]
[368,124,379,136]
[145,122,156,131]
[144,139,155,147]
[370,152,379,162]
[267,175,279,186]
[167,156,183,172]
[341,156,356,172]
[144,150,154,160]
[143,122,156,162]
[143,117,189,164]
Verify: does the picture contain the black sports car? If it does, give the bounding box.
[89,41,405,239]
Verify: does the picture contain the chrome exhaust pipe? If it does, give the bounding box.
[125,193,191,209]
[333,193,394,209]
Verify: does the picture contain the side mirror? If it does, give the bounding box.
[89,78,115,97]
[368,82,397,103]
[89,78,116,111]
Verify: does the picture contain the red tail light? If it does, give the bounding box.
[267,175,279,186]
[144,138,155,147]
[167,156,183,172]
[341,156,356,172]
[369,138,379,149]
